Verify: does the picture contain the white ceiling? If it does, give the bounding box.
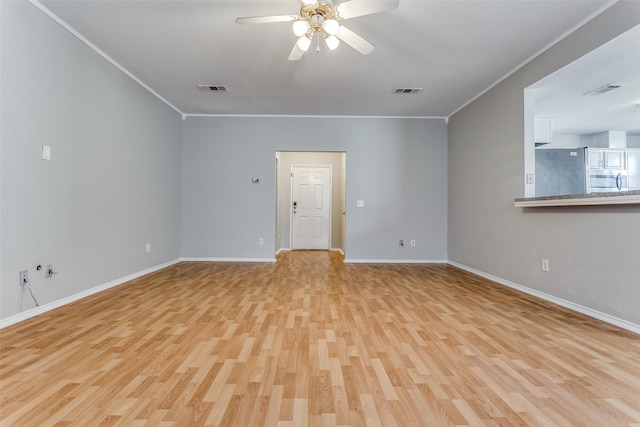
[532,23,640,135]
[38,0,614,118]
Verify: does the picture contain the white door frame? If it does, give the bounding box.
[290,164,332,250]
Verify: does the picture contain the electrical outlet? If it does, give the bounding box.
[259,238,264,246]
[526,173,534,185]
[146,243,151,253]
[542,259,549,272]
[410,240,416,247]
[399,239,404,247]
[42,145,51,161]
[19,270,28,286]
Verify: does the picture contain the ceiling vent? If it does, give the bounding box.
[198,85,229,92]
[393,88,423,95]
[585,84,621,96]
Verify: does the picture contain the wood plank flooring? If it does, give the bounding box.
[1,251,639,426]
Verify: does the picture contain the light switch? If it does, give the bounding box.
[42,145,51,161]
[356,200,364,208]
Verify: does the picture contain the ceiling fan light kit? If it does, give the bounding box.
[322,19,340,36]
[325,34,340,51]
[236,0,399,61]
[292,20,310,37]
[296,35,312,52]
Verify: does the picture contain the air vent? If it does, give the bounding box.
[585,84,621,96]
[198,85,229,92]
[393,88,423,95]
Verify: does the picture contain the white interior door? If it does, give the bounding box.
[291,165,331,250]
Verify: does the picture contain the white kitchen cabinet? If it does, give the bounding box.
[605,150,625,169]
[589,150,603,168]
[534,117,553,144]
[588,149,625,170]
[627,149,640,190]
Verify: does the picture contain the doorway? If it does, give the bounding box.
[275,151,346,254]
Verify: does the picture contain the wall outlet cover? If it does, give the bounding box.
[19,270,28,286]
[42,145,51,161]
[526,173,534,185]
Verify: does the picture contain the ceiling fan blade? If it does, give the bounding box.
[335,25,375,55]
[236,15,298,25]
[336,0,399,20]
[288,42,306,61]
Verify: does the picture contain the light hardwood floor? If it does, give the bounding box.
[1,251,639,426]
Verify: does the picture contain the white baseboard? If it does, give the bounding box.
[1,258,181,329]
[344,259,447,264]
[275,248,344,256]
[448,260,640,335]
[181,257,277,263]
[9,256,633,335]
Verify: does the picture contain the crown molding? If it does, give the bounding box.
[29,0,185,118]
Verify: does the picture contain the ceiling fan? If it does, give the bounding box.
[236,0,399,61]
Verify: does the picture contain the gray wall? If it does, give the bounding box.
[181,117,447,261]
[627,135,640,148]
[8,0,635,332]
[448,3,640,326]
[1,1,183,320]
[276,151,346,253]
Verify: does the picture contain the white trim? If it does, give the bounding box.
[1,259,181,329]
[344,259,447,264]
[448,260,640,335]
[29,0,184,117]
[26,0,617,122]
[276,248,344,255]
[181,257,276,263]
[5,254,635,336]
[447,0,618,118]
[185,114,447,120]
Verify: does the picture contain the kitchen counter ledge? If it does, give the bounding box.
[514,190,640,207]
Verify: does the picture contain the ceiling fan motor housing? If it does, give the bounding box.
[300,1,339,36]
[236,0,399,60]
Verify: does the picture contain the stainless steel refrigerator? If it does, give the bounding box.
[535,148,588,196]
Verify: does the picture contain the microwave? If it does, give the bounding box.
[589,170,629,192]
